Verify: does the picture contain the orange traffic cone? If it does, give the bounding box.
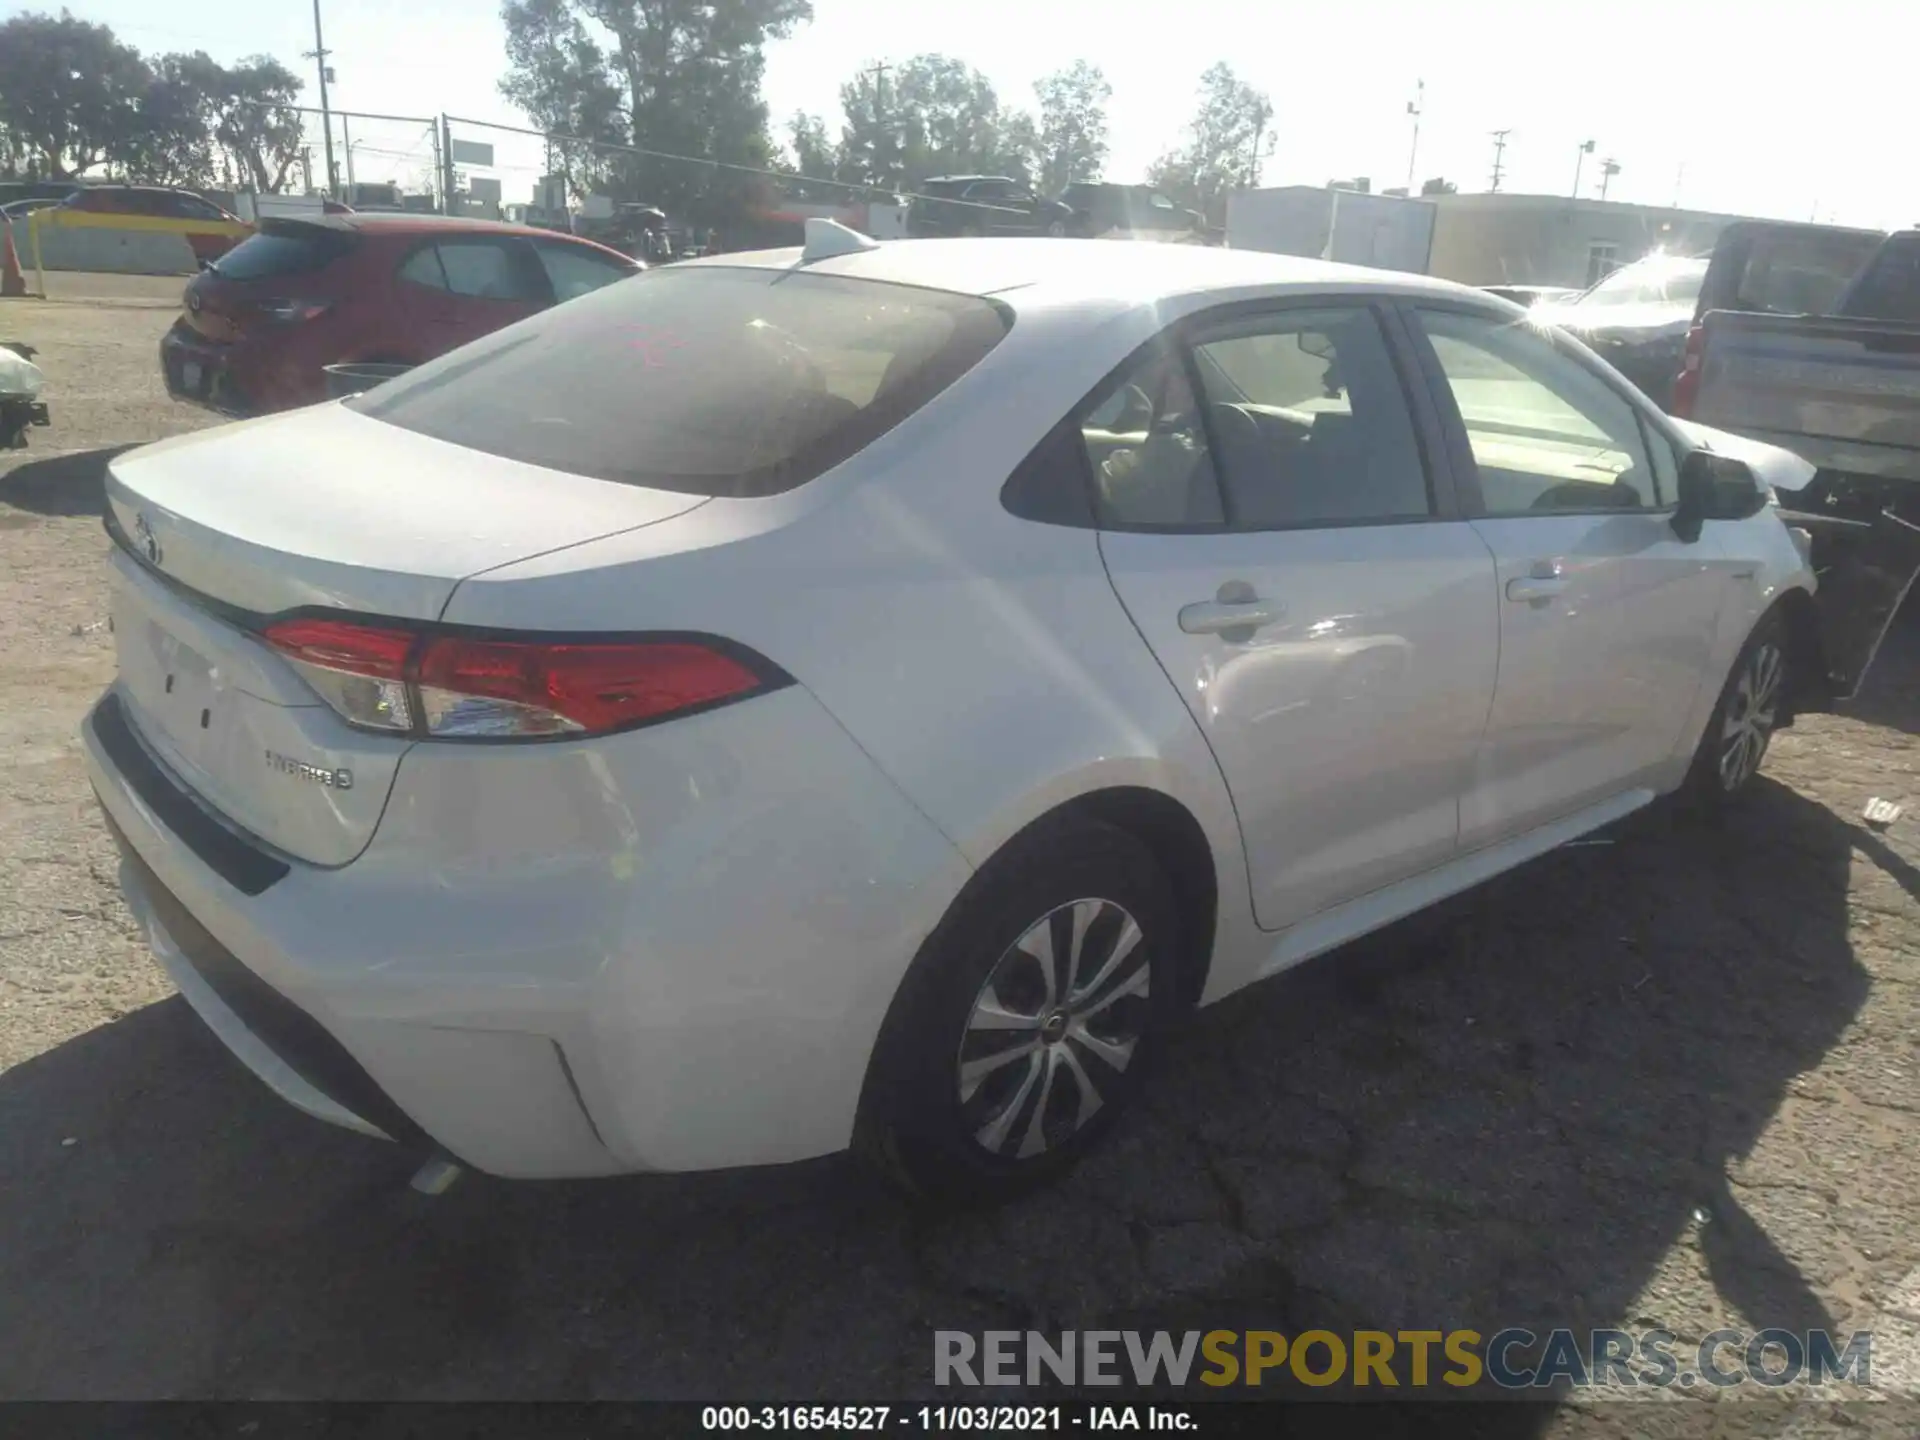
[0,220,26,298]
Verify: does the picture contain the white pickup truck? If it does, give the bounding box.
[1675,227,1920,701]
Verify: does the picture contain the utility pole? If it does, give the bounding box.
[1572,139,1595,199]
[1598,157,1620,202]
[342,114,354,190]
[862,62,894,186]
[440,114,457,217]
[1489,129,1511,192]
[1671,163,1685,207]
[1405,80,1424,192]
[307,0,338,196]
[1248,99,1272,189]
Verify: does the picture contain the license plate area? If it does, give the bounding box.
[112,596,239,790]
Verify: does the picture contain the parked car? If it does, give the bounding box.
[907,176,1073,237]
[0,196,66,222]
[1675,227,1920,687]
[1480,283,1579,307]
[159,212,640,416]
[54,184,248,266]
[86,230,1919,1204]
[1058,182,1202,240]
[1530,252,1710,409]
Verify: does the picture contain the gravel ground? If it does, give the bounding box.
[1,281,1917,1430]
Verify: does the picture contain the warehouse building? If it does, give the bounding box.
[1424,192,1749,289]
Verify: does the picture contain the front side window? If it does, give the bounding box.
[352,266,1011,497]
[1189,308,1432,527]
[1417,309,1663,514]
[1080,345,1226,527]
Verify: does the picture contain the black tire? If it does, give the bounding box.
[856,818,1180,1206]
[1683,610,1789,808]
[1045,218,1067,238]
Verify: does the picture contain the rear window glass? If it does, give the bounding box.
[1731,233,1882,316]
[1836,237,1920,323]
[213,227,354,281]
[350,266,1011,497]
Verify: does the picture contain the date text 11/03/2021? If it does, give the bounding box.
[703,1407,1191,1431]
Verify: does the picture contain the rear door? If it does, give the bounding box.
[1405,304,1739,845]
[394,236,547,354]
[1092,300,1499,931]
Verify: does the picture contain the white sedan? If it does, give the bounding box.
[82,225,1915,1203]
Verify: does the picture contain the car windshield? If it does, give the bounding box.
[351,265,1011,497]
[1576,257,1707,308]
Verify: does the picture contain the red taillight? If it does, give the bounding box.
[1670,322,1704,418]
[415,637,764,737]
[253,297,332,324]
[264,618,413,679]
[261,618,779,740]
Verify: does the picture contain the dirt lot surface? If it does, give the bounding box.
[2,280,1917,1431]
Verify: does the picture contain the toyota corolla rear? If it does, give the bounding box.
[89,261,1013,1176]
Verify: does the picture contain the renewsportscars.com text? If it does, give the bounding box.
[934,1328,1873,1390]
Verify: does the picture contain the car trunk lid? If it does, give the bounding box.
[104,404,711,865]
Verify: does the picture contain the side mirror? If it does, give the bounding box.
[1672,449,1766,542]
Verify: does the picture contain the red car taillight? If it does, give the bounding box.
[253,298,333,324]
[261,617,784,740]
[1670,322,1704,418]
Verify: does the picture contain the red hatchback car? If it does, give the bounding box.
[160,214,641,416]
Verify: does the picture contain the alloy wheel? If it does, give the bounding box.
[956,898,1151,1160]
[1719,639,1783,791]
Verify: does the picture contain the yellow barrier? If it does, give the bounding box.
[27,207,253,289]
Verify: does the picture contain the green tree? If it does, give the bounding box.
[192,55,307,193]
[119,53,216,188]
[0,10,149,179]
[837,55,1035,192]
[1148,62,1274,225]
[1031,61,1109,196]
[500,0,812,220]
[784,111,836,178]
[499,0,626,197]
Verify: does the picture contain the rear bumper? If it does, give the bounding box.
[82,680,972,1177]
[160,321,327,417]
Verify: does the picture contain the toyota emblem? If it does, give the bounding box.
[187,290,202,312]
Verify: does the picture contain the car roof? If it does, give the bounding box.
[274,212,583,240]
[678,236,1493,314]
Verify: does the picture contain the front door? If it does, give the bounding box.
[1408,306,1739,847]
[1091,303,1499,931]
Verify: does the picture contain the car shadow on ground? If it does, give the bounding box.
[0,444,129,517]
[0,788,1885,1416]
[3,644,1913,1415]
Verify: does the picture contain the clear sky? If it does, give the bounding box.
[13,0,1915,230]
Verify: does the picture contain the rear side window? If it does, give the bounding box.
[351,266,1011,497]
[435,240,538,300]
[212,227,355,280]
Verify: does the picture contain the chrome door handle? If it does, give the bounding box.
[1179,598,1285,635]
[1505,577,1569,603]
